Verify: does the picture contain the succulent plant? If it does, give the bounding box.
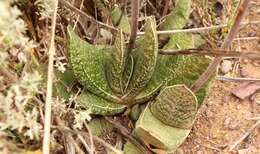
[65,0,212,152]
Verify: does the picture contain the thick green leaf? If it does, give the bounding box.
[106,30,126,95]
[53,69,76,100]
[136,33,210,105]
[134,105,190,152]
[68,27,121,103]
[123,141,143,154]
[77,90,126,116]
[88,118,113,137]
[124,16,158,98]
[133,34,196,104]
[110,5,131,33]
[150,85,198,129]
[159,0,191,30]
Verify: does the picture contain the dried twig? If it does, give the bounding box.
[137,20,259,35]
[127,0,139,54]
[53,125,123,154]
[0,68,17,84]
[229,120,260,151]
[58,0,259,38]
[58,0,118,33]
[42,1,58,154]
[190,0,251,92]
[105,117,152,154]
[138,24,226,35]
[73,0,85,29]
[77,134,93,154]
[216,76,260,82]
[162,0,170,17]
[159,48,260,59]
[84,122,95,153]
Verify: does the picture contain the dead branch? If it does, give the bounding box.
[53,124,123,154]
[105,117,152,154]
[127,0,140,54]
[42,1,58,154]
[58,0,118,33]
[229,120,260,151]
[216,76,260,82]
[190,0,251,92]
[159,48,260,59]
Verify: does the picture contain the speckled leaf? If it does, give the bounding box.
[110,5,131,33]
[88,118,113,137]
[159,0,191,30]
[133,34,196,104]
[68,27,121,103]
[133,0,193,103]
[77,90,126,116]
[135,33,211,105]
[124,16,158,98]
[106,30,126,95]
[150,85,198,129]
[53,69,76,100]
[134,104,190,152]
[123,141,143,154]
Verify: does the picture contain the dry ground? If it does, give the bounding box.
[178,1,260,153]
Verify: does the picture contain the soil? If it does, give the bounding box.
[178,1,260,153]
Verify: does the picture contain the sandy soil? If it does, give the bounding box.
[178,1,260,153]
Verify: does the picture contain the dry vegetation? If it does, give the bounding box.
[0,0,259,153]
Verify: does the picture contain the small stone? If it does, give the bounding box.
[238,149,249,154]
[175,148,184,154]
[224,117,239,130]
[247,31,257,37]
[205,110,214,118]
[228,122,239,130]
[222,95,230,103]
[240,67,249,77]
[220,60,232,74]
[223,117,232,128]
[196,150,204,154]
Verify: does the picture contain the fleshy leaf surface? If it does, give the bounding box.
[53,69,76,100]
[159,0,191,30]
[125,16,158,98]
[134,105,190,152]
[77,90,126,116]
[106,30,126,95]
[150,85,198,129]
[110,5,131,33]
[68,27,121,103]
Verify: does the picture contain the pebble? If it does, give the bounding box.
[223,117,239,130]
[240,67,249,77]
[205,110,214,118]
[175,149,184,154]
[238,149,249,154]
[247,31,257,37]
[220,60,232,74]
[223,117,232,128]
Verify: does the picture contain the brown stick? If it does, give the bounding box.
[127,0,140,54]
[229,120,260,151]
[190,0,251,92]
[105,117,152,154]
[42,1,58,153]
[159,48,260,59]
[58,0,118,34]
[54,118,123,154]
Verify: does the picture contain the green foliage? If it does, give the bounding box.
[125,16,158,97]
[150,85,198,129]
[110,5,131,33]
[66,0,213,152]
[106,30,127,95]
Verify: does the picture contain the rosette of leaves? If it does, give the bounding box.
[65,0,211,152]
